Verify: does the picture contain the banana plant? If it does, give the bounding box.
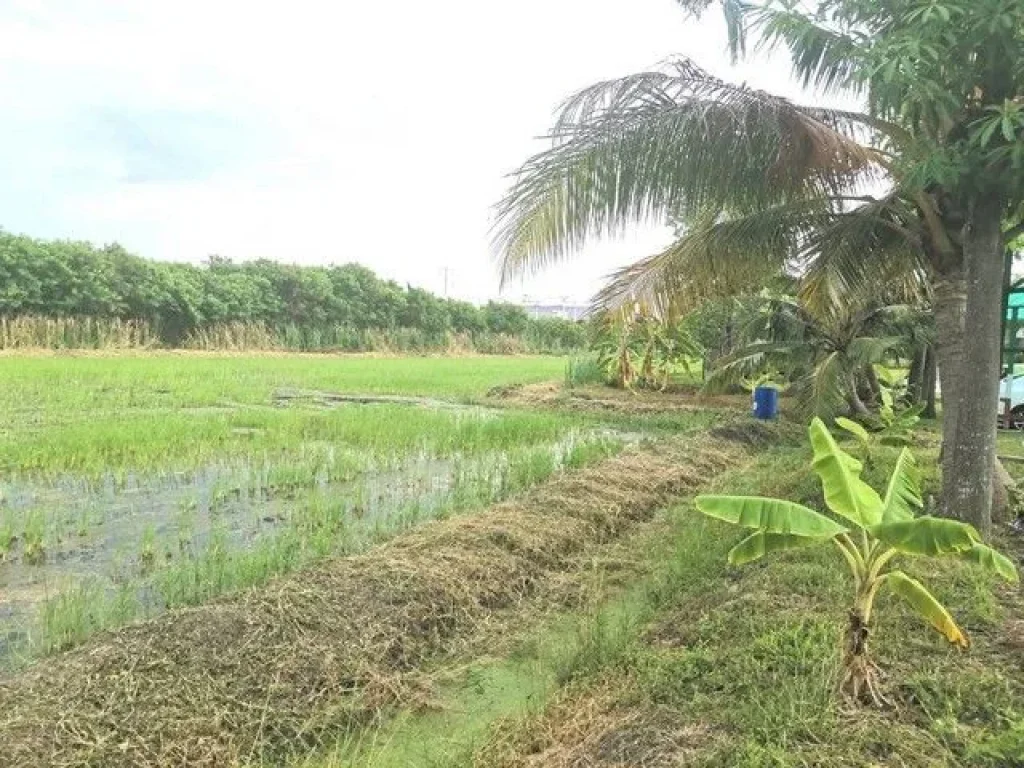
[591,311,636,389]
[696,418,1018,706]
[836,367,924,467]
[635,316,703,391]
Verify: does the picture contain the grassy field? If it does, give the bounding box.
[0,353,1021,767]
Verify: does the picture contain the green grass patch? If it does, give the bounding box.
[456,444,1024,768]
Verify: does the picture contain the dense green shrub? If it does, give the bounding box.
[0,232,583,353]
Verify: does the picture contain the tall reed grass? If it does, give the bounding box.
[0,316,157,350]
[183,321,578,355]
[0,315,582,354]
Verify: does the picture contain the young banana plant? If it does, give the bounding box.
[836,368,924,467]
[696,418,1019,706]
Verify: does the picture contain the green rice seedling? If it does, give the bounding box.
[389,499,426,536]
[0,355,577,478]
[0,511,14,561]
[561,434,621,470]
[21,510,47,565]
[0,355,640,658]
[75,504,96,538]
[508,448,557,494]
[138,525,158,574]
[266,461,321,498]
[293,491,348,545]
[50,510,72,548]
[37,580,141,656]
[174,503,197,556]
[208,477,245,512]
[327,450,364,483]
[565,354,606,388]
[16,430,623,657]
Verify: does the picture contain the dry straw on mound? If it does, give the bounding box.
[472,680,713,768]
[0,439,743,768]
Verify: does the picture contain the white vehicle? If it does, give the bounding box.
[999,373,1024,426]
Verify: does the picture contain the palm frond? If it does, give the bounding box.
[751,5,868,95]
[704,340,798,391]
[846,335,903,367]
[796,350,851,418]
[495,58,883,284]
[591,200,829,316]
[799,194,928,315]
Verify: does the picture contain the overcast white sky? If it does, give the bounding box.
[0,0,810,304]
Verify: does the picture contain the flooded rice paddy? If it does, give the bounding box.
[0,399,626,663]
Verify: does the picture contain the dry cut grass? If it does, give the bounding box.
[474,679,714,768]
[0,438,744,767]
[489,381,751,417]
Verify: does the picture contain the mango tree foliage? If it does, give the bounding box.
[696,418,1018,706]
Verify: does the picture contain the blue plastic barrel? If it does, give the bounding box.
[752,386,779,420]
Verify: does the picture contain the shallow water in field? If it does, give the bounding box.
[0,410,628,661]
[1,454,449,612]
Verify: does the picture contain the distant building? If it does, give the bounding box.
[520,302,590,321]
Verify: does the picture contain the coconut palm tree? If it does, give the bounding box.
[492,56,945,472]
[707,293,906,419]
[494,1,1024,535]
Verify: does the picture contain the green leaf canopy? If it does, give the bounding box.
[881,448,923,523]
[961,543,1020,583]
[727,530,823,566]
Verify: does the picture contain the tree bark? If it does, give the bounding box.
[847,371,871,417]
[922,344,938,419]
[993,458,1015,525]
[933,275,967,477]
[907,344,925,405]
[946,197,1006,538]
[864,364,882,406]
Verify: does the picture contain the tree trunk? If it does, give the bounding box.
[847,371,871,417]
[946,197,1006,538]
[864,364,882,406]
[933,275,967,472]
[840,591,888,707]
[993,458,1016,525]
[907,345,925,405]
[922,344,938,419]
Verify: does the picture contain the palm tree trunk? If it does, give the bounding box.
[933,275,967,509]
[847,371,871,417]
[946,197,1005,538]
[864,364,882,406]
[993,458,1015,524]
[907,345,925,404]
[922,344,938,419]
